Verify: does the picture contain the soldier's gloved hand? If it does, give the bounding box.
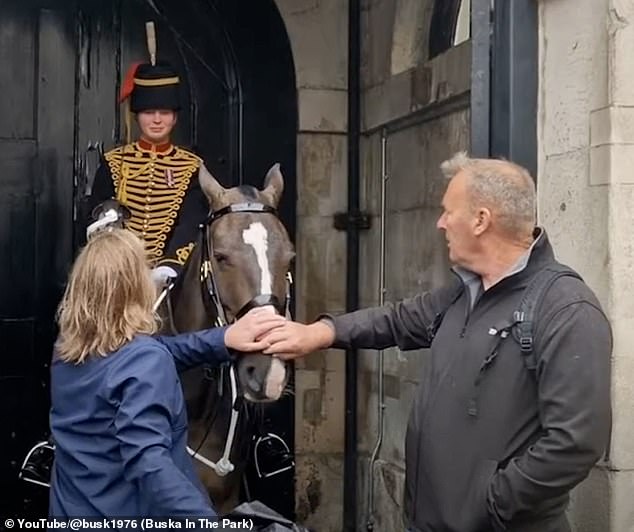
[151,266,178,287]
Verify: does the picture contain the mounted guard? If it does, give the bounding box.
[87,22,209,287]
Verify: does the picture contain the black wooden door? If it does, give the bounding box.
[0,0,76,518]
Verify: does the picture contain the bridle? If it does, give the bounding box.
[159,201,293,478]
[199,202,292,325]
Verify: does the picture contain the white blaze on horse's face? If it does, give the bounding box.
[241,221,287,401]
[242,222,272,295]
[265,357,286,401]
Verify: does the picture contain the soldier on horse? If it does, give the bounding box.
[87,51,208,285]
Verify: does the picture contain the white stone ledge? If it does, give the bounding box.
[590,143,634,185]
[591,105,634,146]
[363,41,471,132]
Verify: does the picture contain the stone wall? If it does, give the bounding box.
[277,0,472,529]
[274,0,632,530]
[273,1,349,530]
[539,0,634,530]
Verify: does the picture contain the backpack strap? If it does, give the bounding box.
[513,264,583,372]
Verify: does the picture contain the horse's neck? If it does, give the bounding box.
[169,242,219,333]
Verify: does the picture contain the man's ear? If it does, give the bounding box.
[474,207,492,235]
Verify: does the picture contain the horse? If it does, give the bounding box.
[156,162,295,514]
[19,163,295,518]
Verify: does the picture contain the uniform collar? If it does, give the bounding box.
[137,139,173,153]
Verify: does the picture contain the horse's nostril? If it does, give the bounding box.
[245,365,261,394]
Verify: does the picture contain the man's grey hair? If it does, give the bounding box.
[440,151,536,238]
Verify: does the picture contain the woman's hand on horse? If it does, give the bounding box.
[261,320,335,359]
[224,307,287,352]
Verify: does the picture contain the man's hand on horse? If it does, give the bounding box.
[224,307,287,352]
[261,319,335,360]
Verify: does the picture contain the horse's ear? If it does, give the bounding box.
[199,163,225,208]
[262,163,284,207]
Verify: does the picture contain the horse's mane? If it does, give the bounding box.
[235,185,259,200]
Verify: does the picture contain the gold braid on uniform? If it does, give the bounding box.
[174,243,195,266]
[104,143,201,263]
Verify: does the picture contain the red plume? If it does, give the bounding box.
[119,62,142,103]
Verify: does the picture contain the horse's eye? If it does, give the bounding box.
[213,252,230,265]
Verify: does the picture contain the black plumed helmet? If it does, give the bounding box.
[120,60,181,113]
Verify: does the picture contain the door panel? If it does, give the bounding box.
[0,5,37,139]
[0,1,74,518]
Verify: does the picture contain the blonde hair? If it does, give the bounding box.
[440,151,537,238]
[56,229,158,364]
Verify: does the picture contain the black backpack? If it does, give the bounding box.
[429,263,582,376]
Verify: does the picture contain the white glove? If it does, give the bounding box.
[151,266,178,286]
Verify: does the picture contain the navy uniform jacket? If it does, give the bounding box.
[89,141,209,272]
[49,328,230,519]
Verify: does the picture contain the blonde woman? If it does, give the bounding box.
[49,229,284,520]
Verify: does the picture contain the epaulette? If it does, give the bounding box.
[173,146,202,166]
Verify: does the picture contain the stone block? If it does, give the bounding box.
[539,0,609,155]
[298,88,347,132]
[607,355,634,470]
[363,68,414,130]
[538,149,610,305]
[567,466,610,532]
[295,368,344,454]
[274,0,347,89]
[295,454,344,531]
[294,215,346,321]
[610,21,634,106]
[358,216,382,309]
[590,143,634,185]
[609,469,634,532]
[297,133,347,216]
[384,209,451,301]
[361,0,395,89]
[390,0,429,76]
[590,105,634,146]
[357,459,406,531]
[363,45,470,131]
[385,110,469,213]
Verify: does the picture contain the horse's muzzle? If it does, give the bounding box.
[237,355,288,402]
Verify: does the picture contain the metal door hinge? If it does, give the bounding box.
[333,211,372,231]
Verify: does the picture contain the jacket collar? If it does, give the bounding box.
[452,227,556,290]
[137,139,173,153]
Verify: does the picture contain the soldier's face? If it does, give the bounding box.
[137,110,177,144]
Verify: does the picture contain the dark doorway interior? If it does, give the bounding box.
[0,0,297,520]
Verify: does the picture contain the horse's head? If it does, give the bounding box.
[199,163,295,403]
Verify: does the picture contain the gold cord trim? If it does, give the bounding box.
[133,76,180,86]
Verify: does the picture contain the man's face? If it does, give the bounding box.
[436,170,480,267]
[137,110,177,144]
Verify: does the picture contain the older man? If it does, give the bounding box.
[263,153,612,532]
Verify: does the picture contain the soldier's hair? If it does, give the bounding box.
[440,151,536,239]
[55,229,158,364]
